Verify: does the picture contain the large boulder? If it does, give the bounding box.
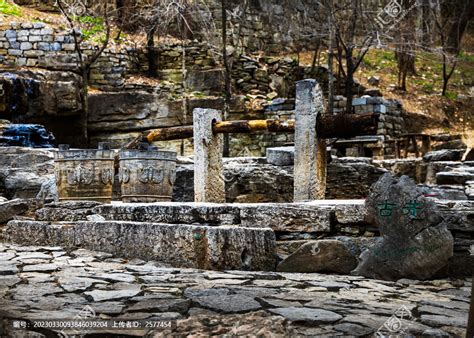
[353,174,454,280]
[0,199,40,225]
[423,149,464,162]
[276,239,358,274]
[0,147,54,199]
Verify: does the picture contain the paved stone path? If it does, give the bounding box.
[0,243,471,337]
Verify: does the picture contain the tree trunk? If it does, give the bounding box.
[345,48,354,114]
[327,7,334,114]
[81,67,89,146]
[147,26,158,77]
[421,0,432,48]
[222,0,231,157]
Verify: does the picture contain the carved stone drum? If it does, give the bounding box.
[53,144,115,203]
[118,149,177,203]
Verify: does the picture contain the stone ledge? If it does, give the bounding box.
[3,220,276,271]
[93,200,367,233]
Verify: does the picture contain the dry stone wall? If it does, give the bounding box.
[0,22,131,90]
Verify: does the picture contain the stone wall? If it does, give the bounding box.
[0,22,131,90]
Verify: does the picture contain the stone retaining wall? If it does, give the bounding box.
[0,23,131,89]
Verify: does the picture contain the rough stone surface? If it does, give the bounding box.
[0,71,83,147]
[0,147,54,199]
[423,149,464,162]
[0,147,389,202]
[36,201,103,221]
[294,79,325,201]
[277,240,358,274]
[0,198,32,224]
[437,169,474,185]
[268,307,343,324]
[93,201,362,233]
[193,108,225,203]
[0,243,470,337]
[353,174,454,280]
[266,146,294,166]
[3,221,276,271]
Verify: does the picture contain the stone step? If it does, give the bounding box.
[3,221,276,271]
[436,171,474,185]
[37,200,368,233]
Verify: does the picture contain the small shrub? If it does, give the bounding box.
[0,0,21,16]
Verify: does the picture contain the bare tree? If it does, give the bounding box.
[56,0,112,144]
[326,0,375,113]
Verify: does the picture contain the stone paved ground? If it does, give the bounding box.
[0,244,471,337]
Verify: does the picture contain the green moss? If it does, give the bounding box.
[444,91,457,100]
[73,15,104,41]
[0,0,21,16]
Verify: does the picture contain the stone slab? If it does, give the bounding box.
[92,201,368,233]
[266,146,294,166]
[3,221,276,271]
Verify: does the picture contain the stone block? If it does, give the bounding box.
[33,22,46,29]
[20,42,32,50]
[37,42,50,51]
[17,30,29,37]
[193,108,225,203]
[294,79,326,201]
[4,221,276,271]
[17,36,28,42]
[17,57,26,66]
[9,41,19,49]
[30,29,42,35]
[62,43,75,51]
[24,50,44,57]
[266,146,294,166]
[352,97,367,106]
[239,203,332,233]
[373,105,387,113]
[26,58,37,67]
[21,23,33,29]
[42,35,53,42]
[5,30,17,39]
[50,42,61,51]
[28,35,42,42]
[40,28,54,35]
[7,49,22,56]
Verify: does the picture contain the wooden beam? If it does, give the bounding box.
[129,113,379,145]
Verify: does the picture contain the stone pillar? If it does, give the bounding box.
[193,108,225,203]
[294,79,326,201]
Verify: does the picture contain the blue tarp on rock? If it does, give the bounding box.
[0,124,55,148]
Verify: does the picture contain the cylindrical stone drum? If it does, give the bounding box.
[118,148,177,203]
[53,144,115,203]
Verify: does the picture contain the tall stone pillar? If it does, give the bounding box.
[294,79,326,201]
[193,108,225,203]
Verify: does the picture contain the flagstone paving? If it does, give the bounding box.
[0,243,470,337]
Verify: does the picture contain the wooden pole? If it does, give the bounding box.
[135,113,379,145]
